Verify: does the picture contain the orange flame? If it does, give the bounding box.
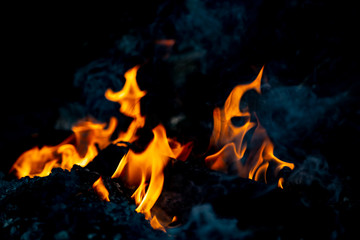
[205,67,263,171]
[206,66,294,185]
[92,177,110,202]
[11,62,291,234]
[105,66,191,230]
[105,65,146,143]
[278,177,285,189]
[243,121,295,183]
[10,117,117,178]
[111,124,177,231]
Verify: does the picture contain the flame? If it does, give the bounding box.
[244,122,295,182]
[205,67,263,171]
[278,177,285,189]
[105,65,146,143]
[11,62,292,234]
[105,66,191,230]
[92,177,110,202]
[111,124,177,231]
[10,117,117,178]
[168,139,193,162]
[11,65,192,231]
[10,145,61,178]
[206,66,294,185]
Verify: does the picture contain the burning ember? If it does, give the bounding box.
[9,64,294,231]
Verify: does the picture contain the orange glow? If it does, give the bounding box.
[92,177,110,202]
[155,39,176,47]
[206,66,294,185]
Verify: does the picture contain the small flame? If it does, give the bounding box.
[206,66,294,185]
[92,177,110,202]
[105,65,146,143]
[278,177,285,189]
[244,122,295,182]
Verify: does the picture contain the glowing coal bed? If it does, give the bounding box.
[1,1,358,239]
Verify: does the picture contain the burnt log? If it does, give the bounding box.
[86,142,129,177]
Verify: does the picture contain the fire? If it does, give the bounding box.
[111,124,177,231]
[206,66,294,185]
[93,177,110,202]
[10,63,293,232]
[106,66,189,230]
[105,65,146,143]
[10,118,116,178]
[11,65,192,231]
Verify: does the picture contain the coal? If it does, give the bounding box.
[86,143,129,177]
[157,160,342,239]
[0,166,167,240]
[0,149,353,239]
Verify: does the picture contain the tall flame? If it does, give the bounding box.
[205,66,294,185]
[111,124,176,231]
[106,66,191,230]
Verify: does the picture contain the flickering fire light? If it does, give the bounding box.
[10,64,294,231]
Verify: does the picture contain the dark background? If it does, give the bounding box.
[1,0,359,204]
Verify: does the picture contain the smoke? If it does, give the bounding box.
[169,204,251,240]
[258,83,345,160]
[56,59,126,129]
[289,155,342,203]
